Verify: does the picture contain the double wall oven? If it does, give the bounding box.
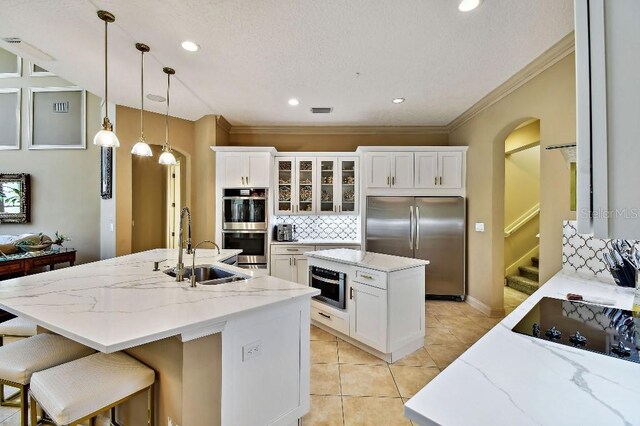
[222,189,268,269]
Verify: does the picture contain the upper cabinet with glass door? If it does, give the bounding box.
[316,156,358,215]
[338,158,358,214]
[318,158,337,214]
[296,158,316,214]
[276,157,295,214]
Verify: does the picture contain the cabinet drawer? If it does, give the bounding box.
[355,269,386,290]
[271,245,315,255]
[311,304,349,336]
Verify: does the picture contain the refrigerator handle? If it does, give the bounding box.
[415,206,420,250]
[409,205,414,250]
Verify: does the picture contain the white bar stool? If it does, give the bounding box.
[0,317,38,406]
[30,351,156,426]
[0,333,95,426]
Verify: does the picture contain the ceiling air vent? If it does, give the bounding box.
[310,107,333,114]
[1,37,55,61]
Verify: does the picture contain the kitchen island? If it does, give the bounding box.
[0,248,319,426]
[305,249,428,362]
[405,271,640,425]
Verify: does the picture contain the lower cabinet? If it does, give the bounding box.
[270,254,308,285]
[349,281,387,352]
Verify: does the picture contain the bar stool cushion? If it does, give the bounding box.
[0,317,37,337]
[30,352,155,425]
[0,333,94,385]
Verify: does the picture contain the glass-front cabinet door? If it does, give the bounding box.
[276,157,295,214]
[318,157,337,214]
[296,158,316,214]
[338,157,358,214]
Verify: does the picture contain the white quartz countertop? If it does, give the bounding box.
[305,249,428,272]
[0,249,319,353]
[405,271,640,426]
[270,240,361,245]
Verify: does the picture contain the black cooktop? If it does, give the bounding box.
[512,297,639,363]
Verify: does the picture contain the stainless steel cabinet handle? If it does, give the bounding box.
[360,274,373,280]
[319,312,331,319]
[293,257,296,266]
[350,287,354,299]
[286,248,298,252]
[439,176,442,185]
[434,176,437,185]
[392,176,395,186]
[246,176,249,185]
[242,176,245,185]
[311,274,341,285]
[415,206,420,250]
[409,205,414,250]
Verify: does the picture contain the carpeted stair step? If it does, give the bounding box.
[519,265,539,282]
[531,256,539,268]
[506,275,539,296]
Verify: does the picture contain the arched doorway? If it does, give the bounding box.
[131,144,187,253]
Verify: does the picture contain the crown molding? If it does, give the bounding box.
[216,115,232,133]
[228,125,448,136]
[447,32,575,132]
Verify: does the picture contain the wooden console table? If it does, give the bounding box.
[0,250,76,278]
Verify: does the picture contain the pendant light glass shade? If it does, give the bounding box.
[94,11,120,148]
[160,67,177,166]
[131,43,152,157]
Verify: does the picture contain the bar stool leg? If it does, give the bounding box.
[29,392,37,426]
[19,385,27,426]
[148,385,155,426]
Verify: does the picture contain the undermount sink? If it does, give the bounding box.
[164,265,246,285]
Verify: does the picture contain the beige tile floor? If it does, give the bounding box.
[303,297,513,426]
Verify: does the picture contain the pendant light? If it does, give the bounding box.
[158,67,177,165]
[94,10,120,148]
[131,43,153,156]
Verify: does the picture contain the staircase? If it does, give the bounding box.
[506,256,539,295]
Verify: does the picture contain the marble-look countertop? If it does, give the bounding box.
[0,249,319,353]
[405,271,640,426]
[305,249,428,272]
[270,240,361,245]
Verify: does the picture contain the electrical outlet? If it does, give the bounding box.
[475,223,485,232]
[242,340,263,361]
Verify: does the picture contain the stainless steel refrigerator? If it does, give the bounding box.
[365,196,466,299]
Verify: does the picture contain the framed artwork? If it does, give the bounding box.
[29,63,55,77]
[101,147,113,199]
[0,47,21,78]
[29,87,86,149]
[0,88,21,150]
[0,173,31,224]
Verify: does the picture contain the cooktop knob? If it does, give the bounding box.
[545,326,561,339]
[569,331,587,346]
[532,323,540,338]
[611,341,632,357]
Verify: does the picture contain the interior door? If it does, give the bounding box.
[365,197,414,259]
[414,152,438,188]
[415,197,465,297]
[391,153,414,188]
[438,152,463,189]
[247,152,271,187]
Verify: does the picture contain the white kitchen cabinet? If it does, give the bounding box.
[317,157,359,215]
[414,151,463,189]
[364,152,414,188]
[294,255,309,286]
[276,157,295,214]
[218,151,271,188]
[270,255,295,282]
[275,157,316,215]
[575,0,640,238]
[349,281,388,352]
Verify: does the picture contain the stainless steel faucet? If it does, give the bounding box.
[175,207,193,282]
[189,240,221,288]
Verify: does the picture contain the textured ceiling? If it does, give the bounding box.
[0,0,574,125]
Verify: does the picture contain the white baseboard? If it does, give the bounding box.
[465,295,505,318]
[505,245,539,277]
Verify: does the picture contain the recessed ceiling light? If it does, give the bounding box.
[181,41,200,52]
[458,0,481,12]
[288,98,300,106]
[146,94,166,102]
[392,97,405,104]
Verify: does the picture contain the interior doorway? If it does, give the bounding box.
[503,119,540,314]
[166,161,181,248]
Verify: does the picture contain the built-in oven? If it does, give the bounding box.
[223,189,267,230]
[222,231,267,268]
[310,266,346,310]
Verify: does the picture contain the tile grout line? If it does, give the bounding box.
[337,343,346,426]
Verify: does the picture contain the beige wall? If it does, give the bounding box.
[115,106,194,255]
[505,120,540,153]
[226,131,448,152]
[0,59,103,264]
[192,115,219,244]
[449,54,576,315]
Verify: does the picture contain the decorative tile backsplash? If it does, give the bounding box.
[562,220,639,280]
[273,215,360,241]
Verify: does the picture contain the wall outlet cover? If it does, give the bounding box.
[242,340,263,361]
[475,223,485,232]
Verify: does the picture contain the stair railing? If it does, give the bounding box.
[504,203,540,238]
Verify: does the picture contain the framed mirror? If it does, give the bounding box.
[0,173,31,223]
